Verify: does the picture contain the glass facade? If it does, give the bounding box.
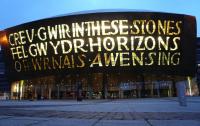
[10,73,199,100]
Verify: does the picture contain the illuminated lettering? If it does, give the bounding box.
[52,56,62,69]
[104,53,119,66]
[10,46,28,60]
[72,22,84,37]
[167,20,175,35]
[18,31,26,44]
[50,41,60,54]
[158,20,166,35]
[146,20,156,34]
[29,44,37,57]
[131,20,140,34]
[110,20,119,35]
[120,52,130,66]
[89,37,102,52]
[162,52,170,65]
[170,37,179,51]
[84,21,92,36]
[73,39,87,53]
[171,52,180,65]
[91,21,101,36]
[132,52,144,66]
[26,29,34,43]
[36,42,48,56]
[61,40,72,54]
[158,36,169,50]
[119,20,128,35]
[43,57,51,70]
[77,54,86,68]
[5,13,191,77]
[48,25,58,40]
[145,52,156,65]
[144,36,156,50]
[61,24,71,38]
[135,36,145,50]
[8,33,15,46]
[140,20,146,34]
[62,55,71,68]
[15,61,22,72]
[103,37,115,51]
[37,27,47,41]
[90,53,103,67]
[32,58,42,71]
[117,36,129,51]
[175,21,182,35]
[101,20,111,35]
[14,33,20,45]
[22,59,30,71]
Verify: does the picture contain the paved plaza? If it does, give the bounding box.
[0,97,200,126]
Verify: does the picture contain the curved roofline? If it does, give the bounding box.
[53,9,153,17]
[3,9,195,30]
[51,9,190,18]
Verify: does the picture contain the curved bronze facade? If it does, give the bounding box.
[1,11,197,81]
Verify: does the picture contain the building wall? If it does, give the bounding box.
[0,45,10,99]
[196,38,200,95]
[5,37,200,99]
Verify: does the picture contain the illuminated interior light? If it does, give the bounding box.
[0,31,8,46]
[187,76,192,96]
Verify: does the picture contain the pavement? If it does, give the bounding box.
[0,97,200,126]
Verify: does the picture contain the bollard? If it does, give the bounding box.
[176,81,187,106]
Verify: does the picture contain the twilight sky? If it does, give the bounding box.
[1,0,199,37]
